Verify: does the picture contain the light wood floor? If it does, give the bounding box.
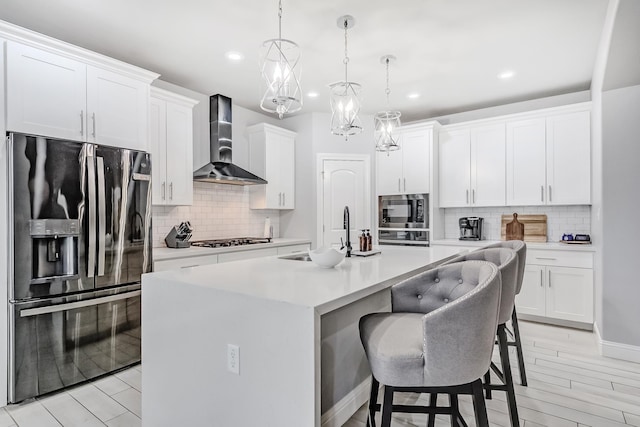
[345,320,640,427]
[2,321,640,426]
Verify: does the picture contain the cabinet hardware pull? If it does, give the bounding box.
[540,270,543,286]
[162,182,166,200]
[283,193,285,206]
[398,178,401,192]
[549,185,552,202]
[80,111,84,136]
[541,185,544,202]
[466,190,469,204]
[91,113,96,137]
[169,182,173,200]
[548,269,551,287]
[472,189,476,204]
[535,257,557,260]
[279,192,282,206]
[404,178,406,192]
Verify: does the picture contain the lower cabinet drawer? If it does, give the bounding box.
[218,248,278,263]
[277,244,310,255]
[528,249,593,268]
[154,254,219,271]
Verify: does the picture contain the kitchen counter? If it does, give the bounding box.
[152,237,311,261]
[431,238,596,252]
[141,245,467,427]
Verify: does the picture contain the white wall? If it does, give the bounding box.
[601,84,640,348]
[280,112,376,248]
[0,38,9,406]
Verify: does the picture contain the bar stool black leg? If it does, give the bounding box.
[484,370,492,399]
[511,309,528,386]
[427,393,438,427]
[367,376,379,427]
[497,324,520,427]
[470,379,490,427]
[449,393,459,427]
[381,386,394,427]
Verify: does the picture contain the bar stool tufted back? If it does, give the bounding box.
[443,248,518,325]
[483,240,526,294]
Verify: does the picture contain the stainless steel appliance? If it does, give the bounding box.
[8,132,151,402]
[378,194,429,246]
[190,237,272,248]
[459,216,484,241]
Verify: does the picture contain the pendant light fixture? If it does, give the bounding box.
[375,55,401,153]
[329,15,363,139]
[259,0,302,119]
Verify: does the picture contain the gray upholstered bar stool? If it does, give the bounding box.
[483,240,528,386]
[443,248,520,427]
[359,261,502,427]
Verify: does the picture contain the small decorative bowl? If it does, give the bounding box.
[308,247,346,268]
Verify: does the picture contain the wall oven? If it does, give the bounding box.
[378,194,429,246]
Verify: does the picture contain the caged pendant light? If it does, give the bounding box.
[375,55,401,153]
[329,15,363,139]
[259,0,302,119]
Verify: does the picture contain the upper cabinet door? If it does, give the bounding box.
[86,66,149,151]
[164,102,194,206]
[402,130,431,195]
[149,97,167,205]
[471,123,506,206]
[546,111,591,205]
[506,118,546,206]
[279,135,295,209]
[6,41,86,141]
[376,146,403,195]
[439,128,471,207]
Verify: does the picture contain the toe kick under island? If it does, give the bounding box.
[141,246,468,427]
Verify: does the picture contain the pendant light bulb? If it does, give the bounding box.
[375,55,401,153]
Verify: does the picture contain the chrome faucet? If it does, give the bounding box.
[344,206,352,257]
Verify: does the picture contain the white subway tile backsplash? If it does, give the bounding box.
[443,205,590,242]
[152,182,280,247]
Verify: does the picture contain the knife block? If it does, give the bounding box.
[165,227,190,248]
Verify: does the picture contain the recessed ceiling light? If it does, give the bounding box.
[498,70,515,79]
[307,92,319,98]
[407,93,420,99]
[225,51,244,61]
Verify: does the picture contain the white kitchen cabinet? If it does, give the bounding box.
[154,254,218,272]
[376,126,431,195]
[276,244,310,255]
[516,249,593,325]
[247,123,296,210]
[506,109,591,206]
[149,87,198,206]
[6,41,155,150]
[439,123,505,207]
[218,248,278,263]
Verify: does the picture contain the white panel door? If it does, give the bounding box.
[471,123,506,206]
[278,135,295,209]
[87,66,148,150]
[546,266,594,323]
[165,102,193,205]
[439,129,470,207]
[506,118,546,205]
[6,41,86,140]
[149,97,167,205]
[321,159,369,248]
[516,265,546,317]
[546,111,591,205]
[402,130,431,194]
[264,137,282,208]
[376,148,402,195]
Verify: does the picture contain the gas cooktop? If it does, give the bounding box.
[190,238,272,248]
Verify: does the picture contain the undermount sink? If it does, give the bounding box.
[278,253,312,262]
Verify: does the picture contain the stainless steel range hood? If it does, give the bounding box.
[193,94,267,185]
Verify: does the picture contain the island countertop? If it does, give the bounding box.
[144,245,466,315]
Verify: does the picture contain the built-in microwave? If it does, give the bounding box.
[378,194,428,228]
[378,194,429,246]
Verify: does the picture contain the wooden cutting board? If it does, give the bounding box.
[501,214,547,242]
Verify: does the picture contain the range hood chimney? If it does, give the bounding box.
[193,94,267,185]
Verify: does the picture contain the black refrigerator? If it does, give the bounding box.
[7,132,152,402]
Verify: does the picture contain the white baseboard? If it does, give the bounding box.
[321,377,371,427]
[594,321,640,363]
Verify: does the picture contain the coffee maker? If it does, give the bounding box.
[459,217,484,241]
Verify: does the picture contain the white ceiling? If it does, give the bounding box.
[0,0,609,121]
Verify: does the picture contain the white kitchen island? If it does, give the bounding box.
[141,245,468,427]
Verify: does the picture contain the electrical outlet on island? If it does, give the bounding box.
[227,344,240,375]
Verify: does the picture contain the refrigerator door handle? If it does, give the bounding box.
[87,147,97,278]
[97,156,107,277]
[19,290,141,317]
